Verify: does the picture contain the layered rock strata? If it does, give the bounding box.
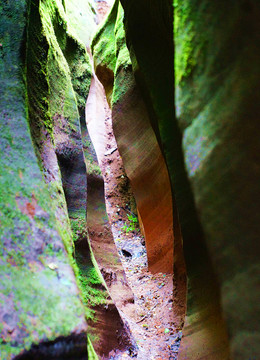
[92,0,175,274]
[118,0,260,359]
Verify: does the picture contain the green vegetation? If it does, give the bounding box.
[0,263,84,359]
[77,263,108,321]
[64,0,97,46]
[112,1,132,105]
[91,0,133,106]
[174,0,196,85]
[87,335,99,360]
[69,215,108,323]
[174,0,208,86]
[114,2,131,73]
[1,0,97,357]
[122,213,138,233]
[84,148,102,177]
[70,216,87,243]
[91,0,119,73]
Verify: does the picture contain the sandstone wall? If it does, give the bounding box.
[175,1,260,358]
[0,1,88,358]
[120,0,260,359]
[0,0,134,358]
[92,0,175,274]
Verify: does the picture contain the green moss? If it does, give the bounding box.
[0,168,86,357]
[0,264,84,355]
[25,0,93,282]
[26,0,53,139]
[64,0,97,46]
[0,0,27,111]
[26,0,92,145]
[91,0,119,72]
[112,2,132,105]
[79,267,107,309]
[114,2,131,72]
[43,183,99,326]
[69,216,108,322]
[1,0,96,357]
[174,0,196,84]
[87,335,99,360]
[70,215,86,243]
[64,37,92,112]
[174,0,208,86]
[40,0,83,126]
[84,155,102,177]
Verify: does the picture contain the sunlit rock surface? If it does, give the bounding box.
[1,0,134,358]
[92,1,175,274]
[1,0,260,358]
[120,0,260,359]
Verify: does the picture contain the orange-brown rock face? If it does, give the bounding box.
[91,7,186,353]
[112,70,174,274]
[85,64,135,309]
[120,0,260,359]
[91,1,175,274]
[119,0,231,358]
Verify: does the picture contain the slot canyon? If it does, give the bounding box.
[0,0,259,359]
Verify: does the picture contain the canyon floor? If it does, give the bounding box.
[95,94,183,360]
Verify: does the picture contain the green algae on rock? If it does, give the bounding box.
[0,0,97,358]
[91,0,118,74]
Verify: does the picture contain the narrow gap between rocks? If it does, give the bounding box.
[85,55,182,360]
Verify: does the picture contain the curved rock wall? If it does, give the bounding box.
[175,1,260,359]
[119,0,260,359]
[1,0,135,358]
[0,1,88,358]
[92,1,175,274]
[112,70,174,274]
[2,0,259,358]
[28,0,135,357]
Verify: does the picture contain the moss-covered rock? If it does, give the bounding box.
[111,2,132,105]
[176,1,260,358]
[0,0,90,357]
[91,0,118,74]
[0,0,101,358]
[95,0,260,358]
[64,0,97,47]
[91,0,119,103]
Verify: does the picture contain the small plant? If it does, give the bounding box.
[70,217,87,242]
[122,214,138,233]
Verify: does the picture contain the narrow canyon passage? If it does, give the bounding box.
[1,0,259,359]
[85,59,183,359]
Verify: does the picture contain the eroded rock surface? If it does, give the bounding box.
[1,0,260,359]
[1,0,135,358]
[0,1,88,358]
[92,0,260,359]
[92,1,175,275]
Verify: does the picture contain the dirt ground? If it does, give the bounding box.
[97,96,182,360]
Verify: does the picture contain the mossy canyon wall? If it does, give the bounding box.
[1,0,260,359]
[1,0,133,358]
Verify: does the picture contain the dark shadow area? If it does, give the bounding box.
[56,148,87,216]
[14,334,88,360]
